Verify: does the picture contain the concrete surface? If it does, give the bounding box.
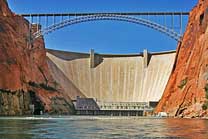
[46,49,176,103]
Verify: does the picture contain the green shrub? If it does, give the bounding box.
[202,101,208,110]
[28,81,57,92]
[202,100,208,110]
[28,81,39,88]
[39,83,57,92]
[204,83,208,99]
[178,77,188,89]
[202,104,207,110]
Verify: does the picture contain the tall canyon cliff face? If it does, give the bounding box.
[156,0,208,118]
[0,0,74,115]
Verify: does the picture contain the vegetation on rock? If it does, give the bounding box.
[202,101,208,110]
[178,78,188,89]
[28,81,57,92]
[202,83,208,110]
[204,83,208,99]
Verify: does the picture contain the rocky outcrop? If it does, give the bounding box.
[0,0,74,115]
[0,0,13,16]
[0,89,32,115]
[156,0,208,118]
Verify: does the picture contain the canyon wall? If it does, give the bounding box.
[47,49,176,103]
[0,0,74,115]
[156,0,208,117]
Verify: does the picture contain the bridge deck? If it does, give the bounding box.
[20,12,189,17]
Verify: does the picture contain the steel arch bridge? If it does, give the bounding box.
[20,12,189,42]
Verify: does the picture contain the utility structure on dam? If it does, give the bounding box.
[20,12,188,116]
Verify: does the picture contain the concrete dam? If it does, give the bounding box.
[46,49,176,115]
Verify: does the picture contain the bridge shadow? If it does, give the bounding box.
[47,49,90,61]
[93,53,104,68]
[47,49,104,68]
[46,48,167,68]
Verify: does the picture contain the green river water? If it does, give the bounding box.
[0,116,207,139]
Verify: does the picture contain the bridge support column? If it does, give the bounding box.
[90,49,95,68]
[143,49,150,68]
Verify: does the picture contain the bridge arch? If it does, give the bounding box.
[32,14,182,41]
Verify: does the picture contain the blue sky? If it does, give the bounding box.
[8,0,197,54]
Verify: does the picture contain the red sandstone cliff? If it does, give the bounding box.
[0,0,74,115]
[156,0,208,118]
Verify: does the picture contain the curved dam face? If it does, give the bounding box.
[46,49,176,103]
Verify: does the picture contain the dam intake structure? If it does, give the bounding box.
[46,49,176,116]
[74,97,158,116]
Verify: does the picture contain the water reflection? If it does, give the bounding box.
[164,118,208,139]
[0,116,207,139]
